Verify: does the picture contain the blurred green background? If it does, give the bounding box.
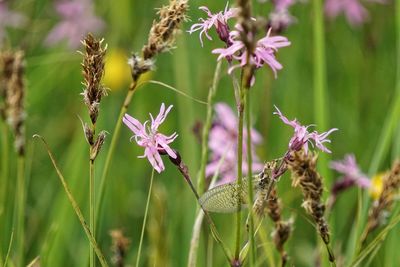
[1,0,399,266]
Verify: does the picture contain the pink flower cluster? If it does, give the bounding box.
[325,0,386,26]
[206,103,264,186]
[330,154,370,189]
[212,27,291,81]
[123,103,178,173]
[45,0,105,49]
[188,2,291,84]
[188,3,238,46]
[274,106,338,154]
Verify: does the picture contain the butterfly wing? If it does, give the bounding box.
[199,177,263,213]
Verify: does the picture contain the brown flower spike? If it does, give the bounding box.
[80,34,108,160]
[0,51,26,156]
[129,0,188,81]
[267,188,293,267]
[81,33,107,125]
[287,150,335,262]
[142,0,188,60]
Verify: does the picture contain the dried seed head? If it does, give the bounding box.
[287,150,331,246]
[83,122,94,145]
[81,33,107,125]
[362,160,400,243]
[142,0,189,60]
[128,53,154,81]
[0,50,26,156]
[90,131,107,161]
[267,188,293,265]
[110,229,131,267]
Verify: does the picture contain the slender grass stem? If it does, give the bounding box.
[34,135,109,267]
[187,61,222,267]
[135,169,155,267]
[173,36,198,173]
[15,155,25,266]
[173,158,233,264]
[96,81,137,232]
[0,124,9,253]
[245,91,256,266]
[89,156,95,267]
[197,61,222,194]
[234,74,246,261]
[312,0,330,184]
[3,229,13,267]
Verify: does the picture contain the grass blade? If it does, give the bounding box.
[33,135,109,267]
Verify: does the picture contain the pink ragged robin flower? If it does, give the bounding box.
[206,103,264,186]
[188,2,238,46]
[330,154,370,191]
[212,26,290,82]
[0,2,27,45]
[123,103,178,173]
[273,106,338,154]
[45,0,105,49]
[325,0,385,26]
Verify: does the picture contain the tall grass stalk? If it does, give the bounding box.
[312,0,330,183]
[0,124,9,254]
[14,155,25,266]
[187,61,222,267]
[96,81,137,231]
[135,169,155,267]
[89,154,95,267]
[174,36,198,173]
[172,156,233,264]
[234,80,245,261]
[245,91,256,266]
[197,61,222,193]
[34,135,109,267]
[3,229,13,267]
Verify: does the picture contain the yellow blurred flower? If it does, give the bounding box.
[103,49,131,90]
[369,173,385,200]
[103,49,154,90]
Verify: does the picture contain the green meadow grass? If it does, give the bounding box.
[0,0,399,266]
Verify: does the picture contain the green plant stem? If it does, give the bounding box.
[234,75,246,261]
[175,162,233,264]
[187,61,222,267]
[173,36,198,174]
[245,90,256,267]
[89,156,95,267]
[15,155,25,267]
[312,0,330,184]
[0,124,9,254]
[135,169,155,267]
[34,135,109,267]
[96,81,137,233]
[3,229,13,267]
[197,61,222,194]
